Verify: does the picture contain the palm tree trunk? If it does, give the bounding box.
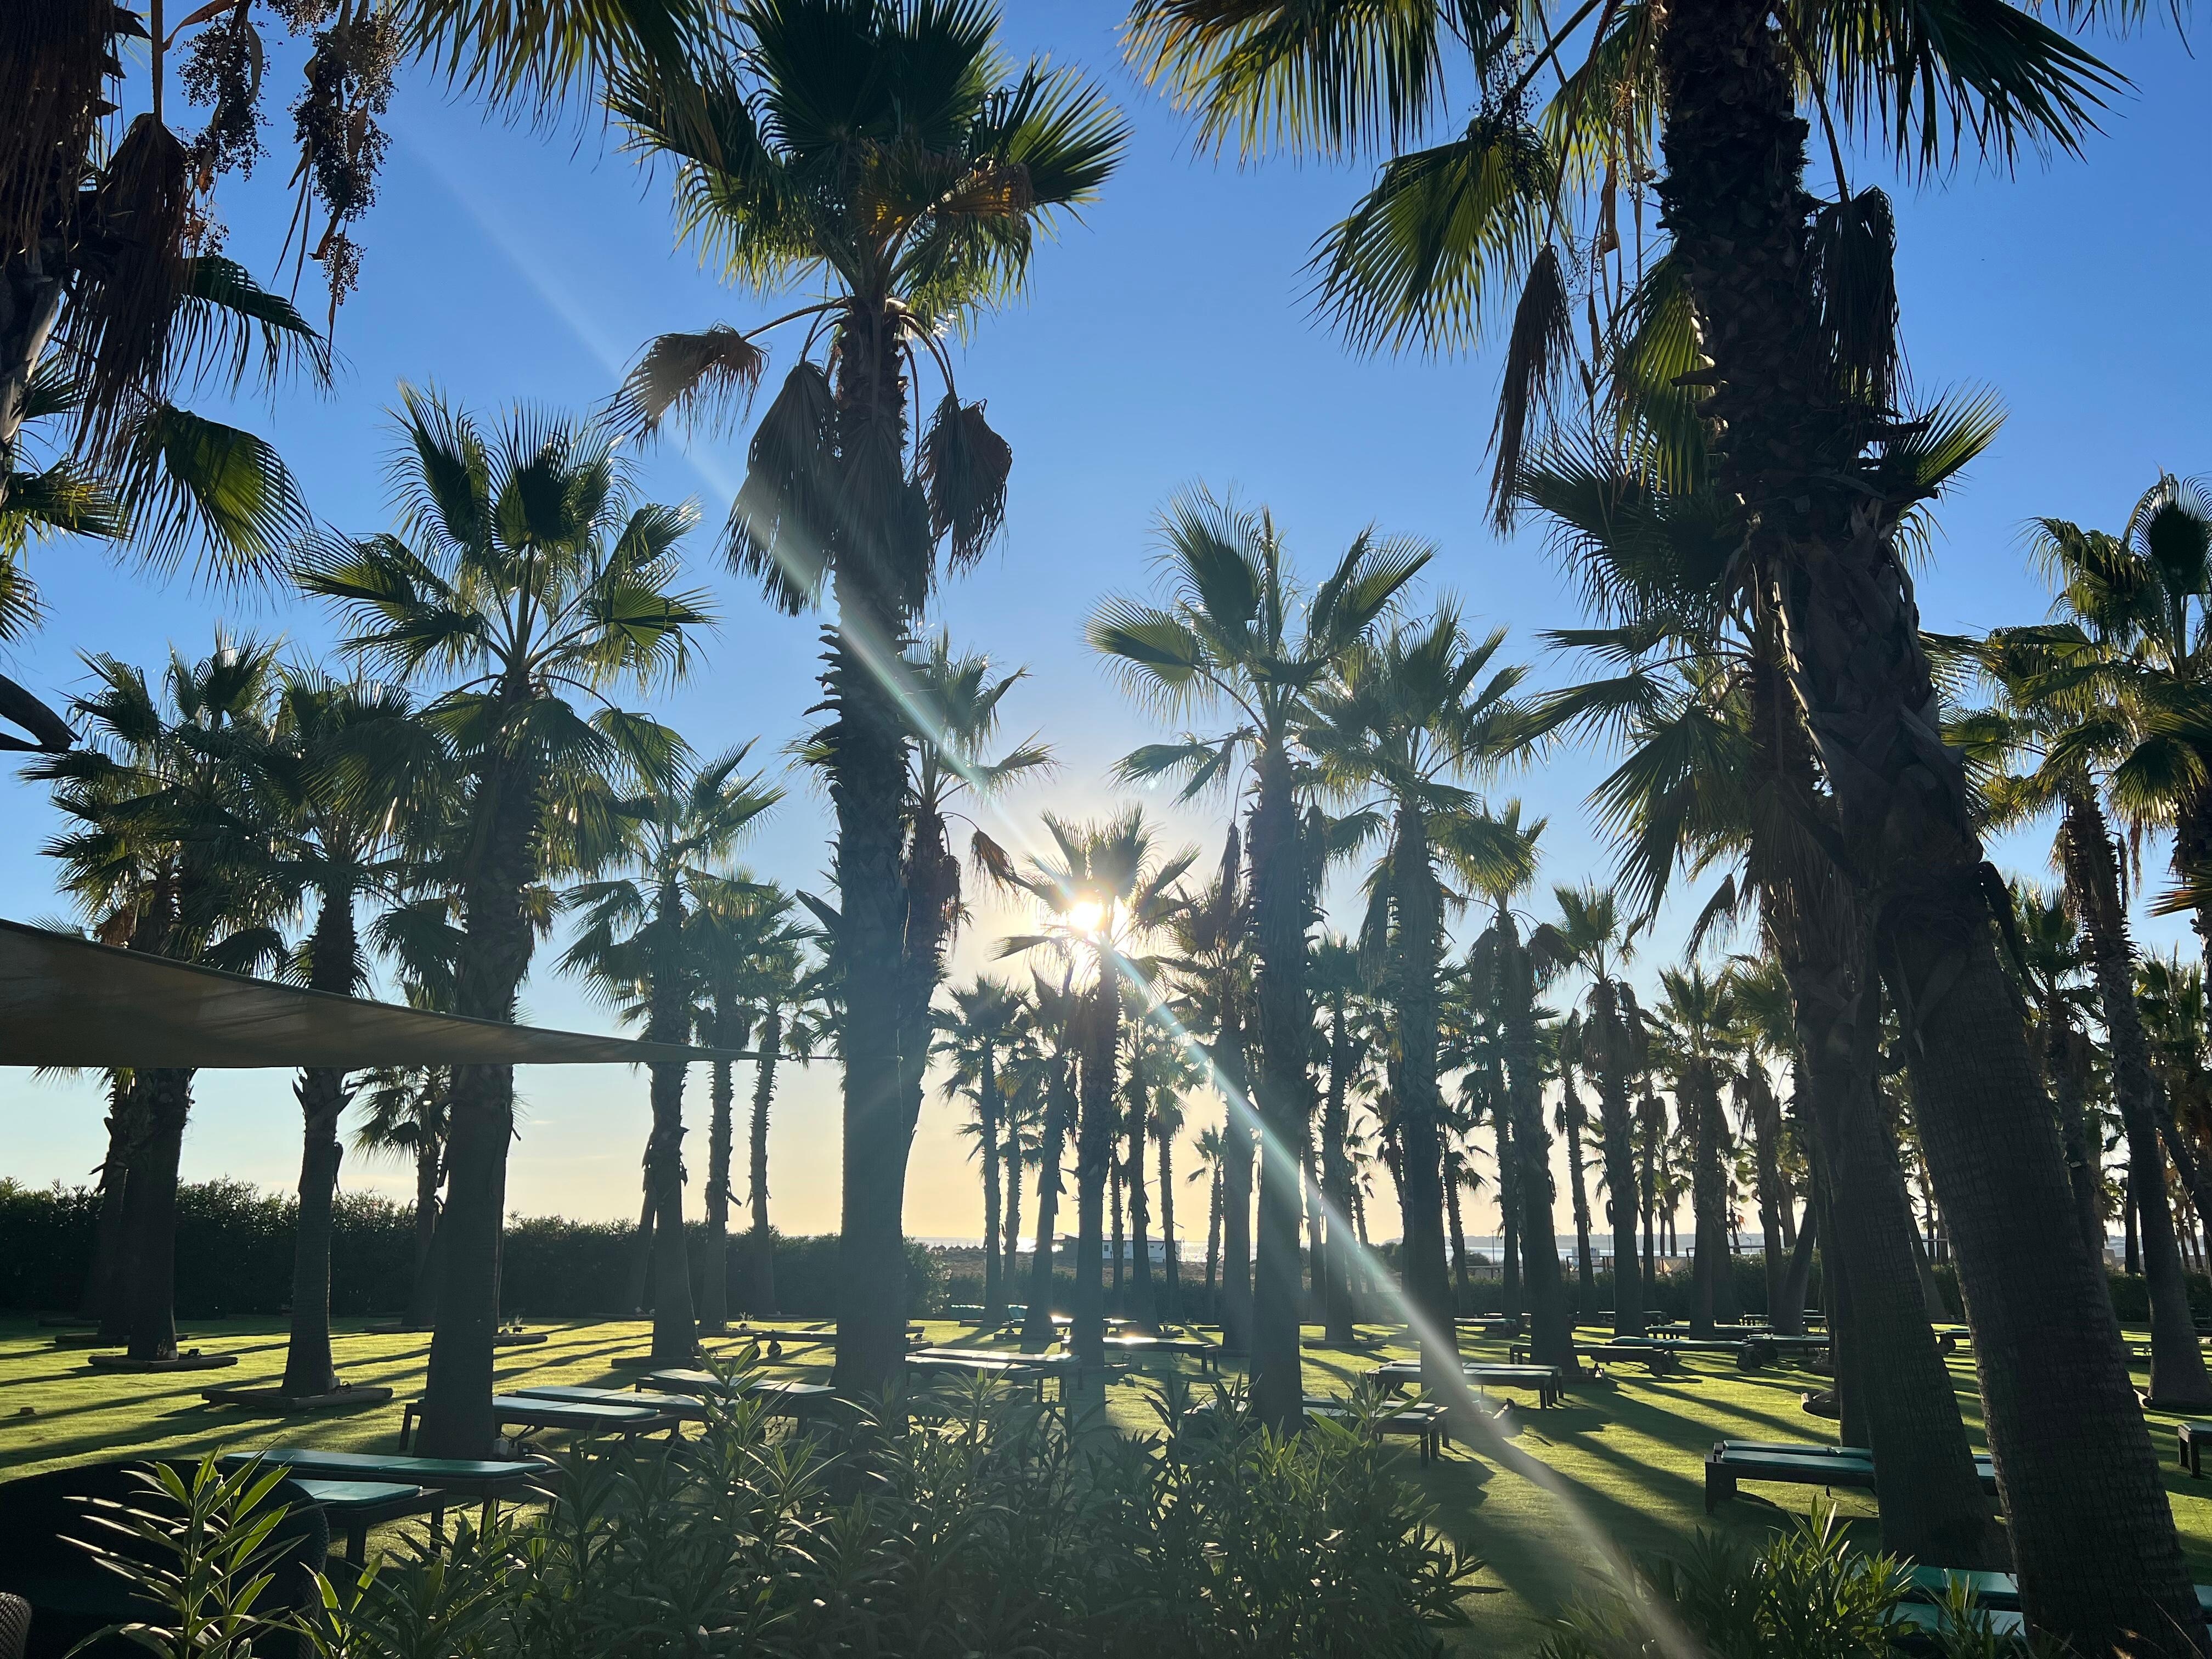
[1390,808,1454,1384]
[1747,1073,1787,1325]
[1780,1199,1818,1334]
[2046,1019,2107,1267]
[700,1014,735,1334]
[1320,997,1359,1345]
[1247,754,1312,1428]
[1002,1127,1023,1304]
[623,1177,655,1314]
[405,1130,441,1330]
[1218,1026,1255,1352]
[1496,1108,1521,1319]
[1591,986,1645,1335]
[1158,1123,1180,1321]
[1110,1153,1126,1302]
[1204,1163,1222,1301]
[1562,1076,1596,1319]
[1023,1055,1073,1346]
[1074,973,1119,1369]
[1690,1069,1728,1334]
[747,1013,781,1318]
[419,745,537,1459]
[1657,0,2194,1635]
[980,1048,1003,1321]
[1126,1073,1153,1322]
[123,1067,192,1362]
[827,305,919,1395]
[281,1067,348,1397]
[2063,788,2211,1406]
[1503,929,1574,1369]
[1446,1165,1469,1312]
[79,1080,135,1326]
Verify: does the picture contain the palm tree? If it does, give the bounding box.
[299,391,710,1457]
[1188,1122,1226,1305]
[726,899,823,1319]
[254,672,436,1398]
[1653,965,1740,1334]
[1127,3,2175,1636]
[1020,967,1083,1344]
[996,810,1194,1369]
[1303,606,1536,1377]
[2008,884,2107,1266]
[1093,489,1426,1426]
[1158,827,1256,1351]
[352,1047,449,1330]
[1307,935,1371,1344]
[611,0,1124,1396]
[1554,1013,1599,1317]
[939,975,1032,1322]
[1731,957,1815,1333]
[1121,1007,1205,1325]
[560,746,781,1363]
[31,637,287,1363]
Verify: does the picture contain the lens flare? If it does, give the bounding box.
[1068,899,1106,934]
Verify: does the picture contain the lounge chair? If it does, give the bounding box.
[1705,1442,1997,1512]
[1084,1334,1223,1375]
[902,1349,1070,1401]
[397,1394,677,1454]
[1365,1359,1565,1408]
[1183,1396,1450,1464]
[636,1370,839,1421]
[2177,1419,2212,1476]
[1516,1339,1679,1375]
[511,1384,710,1423]
[0,1460,329,1659]
[287,1480,450,1565]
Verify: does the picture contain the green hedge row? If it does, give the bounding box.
[0,1179,943,1321]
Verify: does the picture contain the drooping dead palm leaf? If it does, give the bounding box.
[920,393,1011,569]
[610,324,765,437]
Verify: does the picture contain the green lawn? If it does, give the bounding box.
[3,1313,2208,1653]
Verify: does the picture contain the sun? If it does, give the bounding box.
[1066,899,1107,934]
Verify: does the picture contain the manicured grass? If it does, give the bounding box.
[4,1313,2208,1654]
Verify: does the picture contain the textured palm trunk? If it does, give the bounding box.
[623,1177,655,1313]
[1689,1069,1725,1334]
[1218,1026,1255,1351]
[0,245,66,481]
[829,306,918,1400]
[746,1013,781,1317]
[2045,1018,2106,1267]
[1746,1071,1787,1324]
[418,743,537,1459]
[1390,808,1454,1383]
[642,889,698,1367]
[1204,1164,1222,1300]
[1780,1198,1818,1334]
[1657,0,2195,1632]
[1496,1107,1521,1318]
[699,1002,737,1333]
[1110,1155,1125,1302]
[1503,928,1575,1369]
[1561,1074,1597,1317]
[80,1083,136,1326]
[1157,1124,1180,1319]
[1125,1071,1153,1322]
[123,1067,192,1362]
[404,1120,442,1330]
[1023,1055,1073,1346]
[1320,994,1359,1344]
[1446,1169,1469,1309]
[1247,752,1311,1427]
[979,1047,1004,1320]
[2063,789,2211,1406]
[1002,1127,1023,1301]
[1589,986,1645,1335]
[281,1066,348,1397]
[1073,973,1119,1369]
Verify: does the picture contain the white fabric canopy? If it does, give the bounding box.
[0,918,746,1069]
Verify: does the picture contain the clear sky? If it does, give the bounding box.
[3,8,2207,1244]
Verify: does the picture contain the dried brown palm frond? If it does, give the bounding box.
[58,114,195,461]
[610,325,766,437]
[1488,241,1571,531]
[920,393,1012,569]
[0,0,117,261]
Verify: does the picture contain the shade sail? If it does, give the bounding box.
[0,919,749,1070]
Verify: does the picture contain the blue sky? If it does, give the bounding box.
[3,8,2207,1240]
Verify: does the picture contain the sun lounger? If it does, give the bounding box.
[511,1384,710,1422]
[1705,1442,1997,1511]
[2177,1420,2212,1476]
[1901,1565,2212,1619]
[219,1448,545,1541]
[289,1479,449,1565]
[1454,1316,1520,1334]
[1366,1360,1565,1408]
[1184,1395,1450,1464]
[1084,1334,1223,1375]
[1517,1339,1679,1375]
[397,1394,676,1453]
[636,1371,839,1421]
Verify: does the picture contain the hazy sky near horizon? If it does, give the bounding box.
[3,8,2208,1244]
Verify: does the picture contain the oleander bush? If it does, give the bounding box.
[82,1372,1482,1659]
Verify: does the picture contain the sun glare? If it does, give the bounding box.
[1066,899,1107,934]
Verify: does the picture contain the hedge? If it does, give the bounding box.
[0,1179,944,1322]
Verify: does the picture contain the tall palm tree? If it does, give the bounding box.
[1304,607,1536,1378]
[31,637,287,1363]
[1654,965,1740,1333]
[996,809,1194,1369]
[1126,4,2172,1637]
[611,0,1124,1396]
[300,392,710,1456]
[352,1047,449,1330]
[1189,1122,1226,1306]
[1158,827,1256,1350]
[1731,956,1815,1332]
[1554,1012,1599,1318]
[1307,935,1371,1344]
[560,746,781,1363]
[938,975,1031,1322]
[1121,1006,1205,1325]
[2007,884,2107,1266]
[725,895,823,1319]
[254,672,436,1398]
[1093,489,1426,1425]
[1020,967,1083,1344]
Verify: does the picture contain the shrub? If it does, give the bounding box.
[85,1369,1482,1659]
